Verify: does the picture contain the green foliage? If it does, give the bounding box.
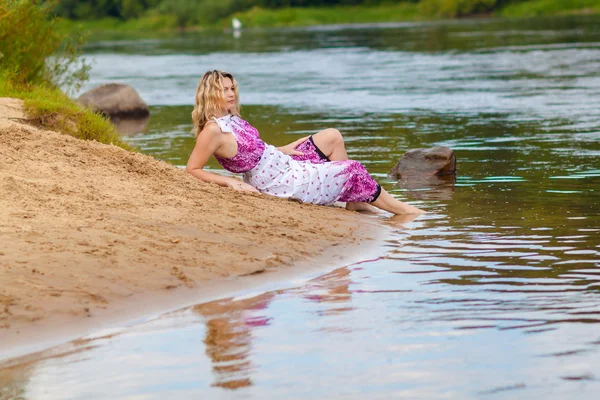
[419,0,499,17]
[157,0,257,28]
[500,0,600,17]
[0,0,90,92]
[158,0,200,28]
[46,1,600,31]
[57,13,178,37]
[121,0,145,18]
[0,1,129,150]
[0,75,130,149]
[232,3,421,27]
[195,0,235,23]
[54,0,162,19]
[54,0,119,19]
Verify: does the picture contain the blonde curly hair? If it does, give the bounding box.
[191,70,241,136]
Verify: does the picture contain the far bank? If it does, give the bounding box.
[59,1,600,36]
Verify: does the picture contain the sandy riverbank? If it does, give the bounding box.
[0,98,379,356]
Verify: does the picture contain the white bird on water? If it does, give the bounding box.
[232,17,242,31]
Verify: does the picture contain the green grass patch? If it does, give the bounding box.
[57,4,424,34]
[228,4,423,28]
[0,76,131,151]
[56,13,180,37]
[500,0,600,18]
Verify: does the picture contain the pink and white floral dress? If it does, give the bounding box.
[213,114,381,205]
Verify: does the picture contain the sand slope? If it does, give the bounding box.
[0,98,370,346]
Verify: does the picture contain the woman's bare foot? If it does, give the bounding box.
[371,188,426,215]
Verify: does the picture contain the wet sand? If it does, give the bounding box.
[0,98,379,358]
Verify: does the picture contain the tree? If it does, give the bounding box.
[0,0,89,90]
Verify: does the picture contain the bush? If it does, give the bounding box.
[0,0,90,92]
[157,0,257,28]
[158,0,201,28]
[0,73,130,149]
[500,0,600,18]
[0,1,129,150]
[196,0,236,23]
[419,0,499,17]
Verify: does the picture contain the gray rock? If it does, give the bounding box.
[77,84,149,118]
[389,146,456,179]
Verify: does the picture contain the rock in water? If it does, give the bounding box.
[77,84,149,118]
[389,146,456,179]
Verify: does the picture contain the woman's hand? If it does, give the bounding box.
[278,136,310,156]
[226,179,260,193]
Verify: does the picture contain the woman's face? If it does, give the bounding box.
[223,77,236,110]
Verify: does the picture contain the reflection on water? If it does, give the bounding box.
[394,175,456,201]
[111,116,150,135]
[3,227,599,398]
[2,15,600,399]
[195,293,275,389]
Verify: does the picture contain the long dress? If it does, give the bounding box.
[212,114,381,205]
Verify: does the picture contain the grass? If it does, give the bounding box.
[500,0,600,17]
[56,14,180,38]
[0,76,131,150]
[229,4,423,28]
[52,2,600,35]
[54,3,425,35]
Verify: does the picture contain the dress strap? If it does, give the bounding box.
[211,115,234,133]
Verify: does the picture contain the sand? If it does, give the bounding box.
[0,98,377,356]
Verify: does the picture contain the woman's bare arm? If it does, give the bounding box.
[278,136,310,156]
[185,123,259,192]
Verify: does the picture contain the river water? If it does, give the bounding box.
[2,16,600,399]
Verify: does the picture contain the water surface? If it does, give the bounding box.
[2,16,600,399]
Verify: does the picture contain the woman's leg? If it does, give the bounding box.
[371,188,425,215]
[312,129,425,215]
[311,128,348,161]
[311,129,377,212]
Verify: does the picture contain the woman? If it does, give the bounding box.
[186,70,424,215]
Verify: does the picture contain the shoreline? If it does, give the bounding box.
[59,4,600,36]
[0,97,389,361]
[0,219,387,363]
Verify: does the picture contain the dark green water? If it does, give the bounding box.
[1,16,599,399]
